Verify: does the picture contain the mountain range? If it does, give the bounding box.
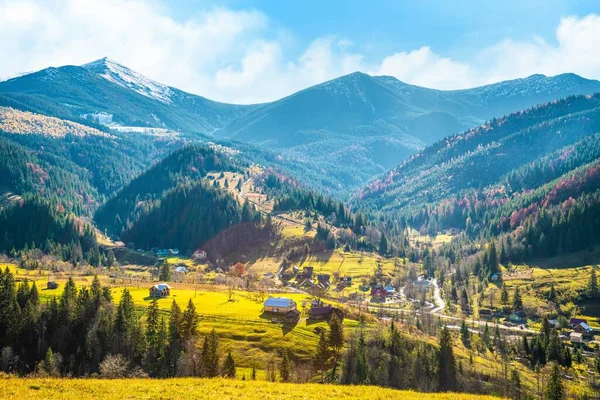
[3,58,600,194]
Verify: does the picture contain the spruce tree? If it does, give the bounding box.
[280,351,290,382]
[181,298,199,341]
[314,330,330,382]
[355,331,369,384]
[167,300,182,375]
[501,284,509,307]
[512,286,523,310]
[438,326,457,391]
[589,269,598,298]
[223,352,236,378]
[546,362,565,400]
[328,314,344,378]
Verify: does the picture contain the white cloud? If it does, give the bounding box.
[375,47,474,89]
[1,0,600,103]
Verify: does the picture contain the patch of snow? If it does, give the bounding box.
[80,112,114,125]
[109,126,178,137]
[83,58,173,104]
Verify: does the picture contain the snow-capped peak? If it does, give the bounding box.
[82,57,173,104]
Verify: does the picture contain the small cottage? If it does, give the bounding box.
[285,308,301,323]
[479,309,492,319]
[149,283,171,297]
[47,281,59,290]
[175,266,189,274]
[574,322,592,336]
[263,297,297,314]
[569,318,588,329]
[570,332,584,344]
[509,311,527,324]
[309,304,333,320]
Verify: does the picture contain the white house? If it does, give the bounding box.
[570,332,584,344]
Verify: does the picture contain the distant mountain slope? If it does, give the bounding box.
[214,72,600,192]
[0,109,183,215]
[0,58,257,134]
[357,93,600,211]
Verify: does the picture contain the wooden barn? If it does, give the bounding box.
[149,283,171,297]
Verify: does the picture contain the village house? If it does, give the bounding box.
[509,310,527,324]
[385,285,396,295]
[570,331,584,344]
[317,274,331,285]
[263,297,297,314]
[285,308,300,323]
[491,273,500,281]
[192,249,207,261]
[569,318,588,329]
[479,309,492,319]
[149,283,171,297]
[47,281,59,290]
[175,265,189,274]
[371,286,388,299]
[156,249,169,257]
[573,322,592,337]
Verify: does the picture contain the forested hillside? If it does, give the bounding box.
[359,94,600,210]
[94,144,246,237]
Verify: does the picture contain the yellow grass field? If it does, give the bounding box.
[0,377,502,400]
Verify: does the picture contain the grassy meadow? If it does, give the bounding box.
[0,376,503,400]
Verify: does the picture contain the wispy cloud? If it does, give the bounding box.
[1,0,600,103]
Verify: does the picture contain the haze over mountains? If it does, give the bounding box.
[1,58,600,195]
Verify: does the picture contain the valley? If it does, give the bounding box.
[1,55,600,400]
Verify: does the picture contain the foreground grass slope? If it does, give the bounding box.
[1,377,501,399]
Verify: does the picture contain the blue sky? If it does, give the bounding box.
[1,0,600,103]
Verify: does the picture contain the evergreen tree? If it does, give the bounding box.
[167,300,182,375]
[251,365,257,380]
[181,298,199,341]
[438,326,457,391]
[314,329,330,382]
[328,314,345,378]
[501,284,509,307]
[589,269,598,298]
[203,329,220,378]
[223,351,236,378]
[280,351,290,382]
[355,331,370,384]
[546,362,565,400]
[159,261,172,282]
[512,286,523,310]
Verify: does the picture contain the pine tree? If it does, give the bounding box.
[167,300,182,375]
[501,284,509,307]
[181,298,199,341]
[203,329,220,378]
[328,314,344,378]
[223,352,236,378]
[159,261,171,282]
[460,320,471,348]
[314,329,330,382]
[355,331,369,384]
[438,326,457,391]
[251,365,257,380]
[512,286,523,310]
[546,362,565,400]
[589,269,598,298]
[280,351,290,382]
[483,322,491,349]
